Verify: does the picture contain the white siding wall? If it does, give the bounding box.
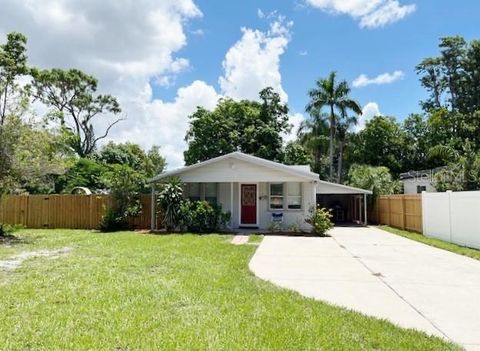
[403,177,436,194]
[422,191,480,249]
[213,181,315,231]
[178,158,309,183]
[257,181,315,231]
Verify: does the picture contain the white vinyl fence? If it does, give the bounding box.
[422,191,480,249]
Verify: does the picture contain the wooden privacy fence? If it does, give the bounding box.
[369,194,423,233]
[0,194,160,230]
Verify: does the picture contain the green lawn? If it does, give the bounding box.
[379,225,480,261]
[0,230,459,350]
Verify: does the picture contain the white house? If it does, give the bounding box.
[149,152,371,231]
[400,168,444,194]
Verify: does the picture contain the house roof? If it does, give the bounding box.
[149,152,320,183]
[149,151,372,195]
[399,167,446,180]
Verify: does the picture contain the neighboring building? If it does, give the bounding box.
[149,152,371,231]
[399,167,445,194]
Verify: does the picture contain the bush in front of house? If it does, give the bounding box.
[180,200,230,233]
[157,177,184,232]
[306,207,333,236]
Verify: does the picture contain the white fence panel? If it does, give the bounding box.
[449,191,480,248]
[422,192,451,242]
[422,191,480,249]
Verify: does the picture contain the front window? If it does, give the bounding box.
[187,183,201,201]
[269,183,284,209]
[287,183,302,209]
[205,183,217,204]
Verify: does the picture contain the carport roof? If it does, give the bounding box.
[316,180,372,195]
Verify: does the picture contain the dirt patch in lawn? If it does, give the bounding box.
[0,247,73,270]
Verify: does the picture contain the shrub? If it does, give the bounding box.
[306,207,333,236]
[157,177,184,232]
[267,221,282,233]
[0,223,24,237]
[100,164,144,232]
[180,200,230,233]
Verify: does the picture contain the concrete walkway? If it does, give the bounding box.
[249,226,480,350]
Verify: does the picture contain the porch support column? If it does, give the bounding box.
[230,182,234,228]
[364,193,368,226]
[150,183,156,231]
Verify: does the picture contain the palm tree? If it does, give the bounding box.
[297,107,329,177]
[336,113,358,183]
[306,72,362,182]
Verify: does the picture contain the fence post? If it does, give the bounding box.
[387,197,391,226]
[447,190,453,243]
[401,195,406,230]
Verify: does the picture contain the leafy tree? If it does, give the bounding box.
[347,164,400,198]
[401,114,431,170]
[184,87,290,165]
[30,68,122,157]
[56,158,108,193]
[100,164,144,231]
[283,141,312,166]
[0,32,28,126]
[96,142,166,178]
[0,32,29,192]
[297,107,330,178]
[306,72,362,181]
[335,113,358,183]
[349,116,406,175]
[433,141,480,192]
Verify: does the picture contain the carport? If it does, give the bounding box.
[316,181,372,225]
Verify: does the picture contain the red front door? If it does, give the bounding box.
[241,184,257,225]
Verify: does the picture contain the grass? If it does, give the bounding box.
[0,229,459,350]
[379,225,480,261]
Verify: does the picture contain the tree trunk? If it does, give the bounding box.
[329,104,335,182]
[337,141,344,184]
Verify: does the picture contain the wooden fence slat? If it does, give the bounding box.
[0,194,162,230]
[370,194,422,233]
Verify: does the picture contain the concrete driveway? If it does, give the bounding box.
[249,226,480,350]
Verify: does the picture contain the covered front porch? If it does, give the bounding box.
[150,181,317,231]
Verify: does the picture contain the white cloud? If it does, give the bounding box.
[283,113,305,143]
[299,50,308,56]
[218,18,292,102]
[305,0,415,28]
[0,2,293,169]
[355,102,382,132]
[108,80,221,168]
[352,70,404,88]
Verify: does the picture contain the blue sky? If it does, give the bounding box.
[158,0,479,120]
[0,0,479,168]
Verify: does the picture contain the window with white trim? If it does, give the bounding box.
[287,182,302,209]
[205,183,217,204]
[269,183,284,210]
[186,183,201,201]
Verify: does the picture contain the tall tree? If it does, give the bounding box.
[335,113,358,183]
[30,68,122,157]
[297,107,330,177]
[283,141,312,166]
[0,32,29,192]
[184,87,290,165]
[306,72,362,182]
[349,116,406,175]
